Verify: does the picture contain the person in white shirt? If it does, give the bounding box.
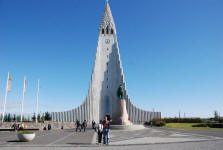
[96,120,103,144]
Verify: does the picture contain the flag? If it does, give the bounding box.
[23,76,26,94]
[6,73,12,92]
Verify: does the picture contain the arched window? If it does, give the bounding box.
[104,96,110,115]
[106,26,109,34]
[111,28,114,34]
[102,28,104,34]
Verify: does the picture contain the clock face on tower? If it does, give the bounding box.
[105,39,110,44]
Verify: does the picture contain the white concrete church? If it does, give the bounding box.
[52,1,161,123]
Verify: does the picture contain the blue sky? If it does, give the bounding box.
[0,0,222,118]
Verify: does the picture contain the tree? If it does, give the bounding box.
[13,114,16,121]
[37,114,41,122]
[44,112,52,121]
[214,110,220,122]
[16,115,20,122]
[27,116,30,122]
[32,113,36,121]
[4,114,8,122]
[7,113,12,122]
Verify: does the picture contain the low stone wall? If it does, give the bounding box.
[0,121,76,130]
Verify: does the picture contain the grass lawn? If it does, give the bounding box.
[164,123,223,130]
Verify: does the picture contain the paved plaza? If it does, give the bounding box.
[0,127,223,150]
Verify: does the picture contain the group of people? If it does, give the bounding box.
[75,116,110,145]
[43,124,52,130]
[95,116,110,145]
[11,122,26,131]
[75,119,87,132]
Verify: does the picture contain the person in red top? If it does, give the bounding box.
[102,115,110,145]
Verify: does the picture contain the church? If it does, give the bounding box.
[52,1,161,123]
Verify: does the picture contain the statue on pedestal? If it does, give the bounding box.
[112,84,132,125]
[117,84,124,99]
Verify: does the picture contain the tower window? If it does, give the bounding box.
[107,86,108,88]
[102,28,104,34]
[107,62,108,66]
[107,55,108,58]
[107,48,109,51]
[107,78,108,81]
[111,28,114,34]
[106,26,109,34]
[107,70,108,73]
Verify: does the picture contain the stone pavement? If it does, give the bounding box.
[0,128,96,147]
[0,127,222,150]
[1,141,223,150]
[109,127,223,145]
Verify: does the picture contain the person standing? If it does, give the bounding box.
[48,124,52,130]
[96,120,103,144]
[82,120,87,132]
[102,116,110,145]
[12,122,18,131]
[75,120,81,132]
[92,120,96,129]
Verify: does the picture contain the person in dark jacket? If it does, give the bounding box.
[92,120,96,129]
[48,124,51,130]
[75,120,81,132]
[102,116,110,145]
[82,120,87,132]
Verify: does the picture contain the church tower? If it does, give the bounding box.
[90,1,125,121]
[51,1,161,124]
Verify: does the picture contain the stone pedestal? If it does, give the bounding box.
[112,99,132,125]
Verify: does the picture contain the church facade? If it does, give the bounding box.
[51,2,161,123]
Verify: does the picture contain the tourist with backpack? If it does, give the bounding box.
[96,120,103,144]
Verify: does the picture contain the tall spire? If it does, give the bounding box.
[100,0,116,34]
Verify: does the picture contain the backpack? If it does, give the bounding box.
[98,124,103,132]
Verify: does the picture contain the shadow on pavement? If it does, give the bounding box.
[7,140,23,143]
[67,143,92,145]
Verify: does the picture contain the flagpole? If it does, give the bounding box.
[35,79,40,123]
[20,76,26,122]
[1,72,9,123]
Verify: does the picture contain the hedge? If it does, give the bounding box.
[192,123,223,128]
[162,118,203,123]
[144,118,166,127]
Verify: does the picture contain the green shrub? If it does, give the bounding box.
[163,118,203,123]
[192,123,223,128]
[18,130,35,134]
[144,118,166,127]
[154,121,166,126]
[145,117,204,127]
[192,124,208,127]
[209,123,223,128]
[144,121,150,126]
